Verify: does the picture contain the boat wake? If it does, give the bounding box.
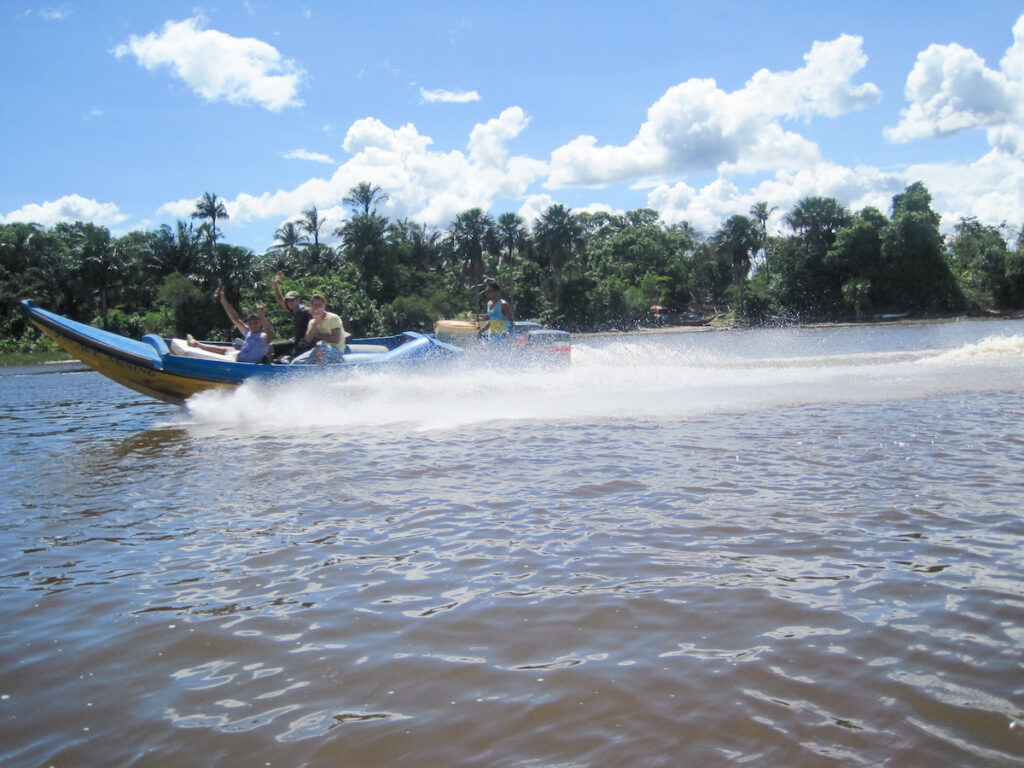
[180,332,1024,432]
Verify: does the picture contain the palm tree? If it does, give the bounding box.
[496,212,528,309]
[336,210,389,295]
[783,197,851,255]
[268,222,309,270]
[59,221,122,327]
[533,204,581,301]
[392,219,442,271]
[343,182,389,216]
[448,208,496,291]
[299,205,327,247]
[191,192,229,253]
[712,214,760,318]
[335,211,389,253]
[149,220,202,278]
[749,201,777,277]
[205,244,256,296]
[298,205,336,272]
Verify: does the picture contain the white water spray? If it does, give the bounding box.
[180,331,1024,432]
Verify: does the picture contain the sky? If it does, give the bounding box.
[3,1,1024,254]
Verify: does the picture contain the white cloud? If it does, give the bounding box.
[420,87,481,104]
[884,45,1016,141]
[744,35,882,119]
[550,20,1024,235]
[1,194,128,227]
[283,148,336,164]
[159,107,546,231]
[155,18,1024,243]
[517,194,556,226]
[113,17,305,111]
[547,34,880,189]
[904,153,1024,230]
[39,5,72,20]
[886,14,1024,154]
[648,161,908,235]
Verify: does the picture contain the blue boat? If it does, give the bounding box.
[21,299,463,406]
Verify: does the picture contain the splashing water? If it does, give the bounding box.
[181,329,1024,432]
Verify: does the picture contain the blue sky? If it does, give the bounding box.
[3,1,1024,253]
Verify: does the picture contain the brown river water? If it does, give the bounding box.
[1,319,1023,767]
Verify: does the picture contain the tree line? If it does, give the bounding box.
[3,180,1023,356]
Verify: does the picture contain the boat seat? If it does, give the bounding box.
[346,343,390,354]
[168,338,239,362]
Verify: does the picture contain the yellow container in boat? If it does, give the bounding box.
[434,319,479,345]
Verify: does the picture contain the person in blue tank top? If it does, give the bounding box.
[187,284,272,363]
[482,279,515,340]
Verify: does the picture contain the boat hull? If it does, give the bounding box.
[34,321,235,404]
[22,300,462,406]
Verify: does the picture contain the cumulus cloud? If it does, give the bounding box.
[904,153,1024,227]
[649,162,904,234]
[885,44,1015,142]
[283,148,336,164]
[517,194,557,226]
[1,194,128,228]
[158,107,546,231]
[547,34,880,188]
[420,87,481,104]
[871,14,1024,225]
[150,17,1024,242]
[886,15,1024,147]
[548,19,1024,234]
[113,17,305,111]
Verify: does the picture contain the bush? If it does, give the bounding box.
[101,307,146,338]
[383,295,435,332]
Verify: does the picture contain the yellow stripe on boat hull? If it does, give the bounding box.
[33,321,238,406]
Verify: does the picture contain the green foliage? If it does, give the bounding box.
[946,218,1012,310]
[737,275,773,324]
[1003,234,1024,307]
[383,295,436,332]
[156,272,207,337]
[0,323,61,357]
[842,278,872,320]
[101,307,146,338]
[881,209,964,313]
[7,181,1023,361]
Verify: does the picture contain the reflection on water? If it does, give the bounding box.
[1,320,1023,766]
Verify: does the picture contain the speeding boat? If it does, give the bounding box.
[21,299,463,406]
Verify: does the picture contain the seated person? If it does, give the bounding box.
[186,285,272,363]
[290,293,350,365]
[273,271,314,356]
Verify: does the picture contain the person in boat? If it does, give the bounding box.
[482,279,515,340]
[290,293,350,365]
[272,271,314,356]
[187,285,272,363]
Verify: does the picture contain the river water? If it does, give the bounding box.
[2,319,1023,767]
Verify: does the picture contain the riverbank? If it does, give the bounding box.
[0,350,77,367]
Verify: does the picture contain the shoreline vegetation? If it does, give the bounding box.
[4,181,1024,366]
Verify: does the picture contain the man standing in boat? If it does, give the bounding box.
[273,271,314,358]
[482,279,515,340]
